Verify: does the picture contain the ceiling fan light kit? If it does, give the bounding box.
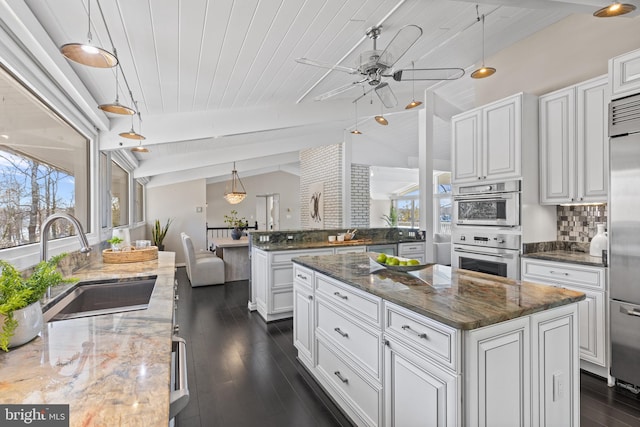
[593,2,636,17]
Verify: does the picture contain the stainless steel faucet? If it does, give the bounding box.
[40,213,92,297]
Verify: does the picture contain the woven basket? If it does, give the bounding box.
[102,246,159,264]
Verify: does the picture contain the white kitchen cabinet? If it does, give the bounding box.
[293,264,315,368]
[522,258,608,376]
[465,316,531,427]
[334,245,366,254]
[398,242,426,264]
[384,337,459,427]
[539,76,608,204]
[452,93,531,184]
[253,247,333,322]
[609,47,640,100]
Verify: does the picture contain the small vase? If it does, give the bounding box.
[231,228,243,240]
[590,224,608,257]
[0,302,43,349]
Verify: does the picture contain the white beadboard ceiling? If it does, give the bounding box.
[3,0,636,189]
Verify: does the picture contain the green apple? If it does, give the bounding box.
[407,259,420,266]
[376,253,387,263]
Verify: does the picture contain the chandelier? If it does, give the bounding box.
[224,162,247,204]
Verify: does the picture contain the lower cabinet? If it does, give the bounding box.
[522,258,608,376]
[293,265,580,427]
[398,242,426,264]
[384,337,459,427]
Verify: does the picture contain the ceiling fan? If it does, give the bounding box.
[296,24,465,108]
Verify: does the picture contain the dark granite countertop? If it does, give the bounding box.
[522,250,605,267]
[292,253,585,330]
[254,238,419,251]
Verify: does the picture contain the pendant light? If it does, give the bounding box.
[374,101,389,125]
[350,100,363,135]
[593,2,636,17]
[224,162,247,204]
[130,112,149,152]
[471,10,496,79]
[98,63,135,115]
[405,61,423,109]
[120,108,146,140]
[60,0,118,68]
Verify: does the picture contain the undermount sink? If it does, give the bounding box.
[43,275,157,322]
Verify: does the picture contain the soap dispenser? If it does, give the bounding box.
[589,224,608,257]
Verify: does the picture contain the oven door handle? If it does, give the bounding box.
[453,193,514,201]
[453,247,509,258]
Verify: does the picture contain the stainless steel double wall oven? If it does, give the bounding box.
[451,180,521,279]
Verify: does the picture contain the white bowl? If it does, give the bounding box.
[328,236,336,242]
[337,235,345,242]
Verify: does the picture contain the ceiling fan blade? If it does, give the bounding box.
[392,68,465,81]
[375,25,422,69]
[295,57,359,74]
[374,82,397,108]
[313,80,364,101]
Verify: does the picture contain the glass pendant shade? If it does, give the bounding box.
[60,0,117,68]
[224,163,247,204]
[593,2,636,17]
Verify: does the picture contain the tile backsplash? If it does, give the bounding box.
[557,204,608,243]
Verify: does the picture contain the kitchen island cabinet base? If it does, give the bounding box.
[293,265,581,427]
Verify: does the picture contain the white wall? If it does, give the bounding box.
[476,14,640,106]
[206,170,300,231]
[146,179,207,265]
[370,199,392,228]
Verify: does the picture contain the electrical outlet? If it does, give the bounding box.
[287,235,293,240]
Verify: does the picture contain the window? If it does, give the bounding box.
[395,189,420,228]
[0,66,90,250]
[434,172,452,234]
[111,160,129,227]
[135,181,144,223]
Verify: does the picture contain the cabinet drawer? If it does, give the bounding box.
[272,248,333,264]
[334,245,366,254]
[316,338,381,427]
[293,264,314,288]
[384,302,457,371]
[521,259,605,290]
[317,297,382,380]
[316,274,381,326]
[398,242,426,256]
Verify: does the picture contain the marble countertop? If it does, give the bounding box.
[292,253,585,330]
[0,252,176,427]
[522,250,606,267]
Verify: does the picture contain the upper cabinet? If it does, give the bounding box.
[452,93,535,184]
[539,76,609,204]
[609,48,640,100]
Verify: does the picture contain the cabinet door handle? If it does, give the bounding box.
[549,270,569,276]
[297,273,308,280]
[333,292,348,300]
[384,339,390,347]
[402,324,427,339]
[334,327,349,338]
[308,295,313,301]
[334,371,349,384]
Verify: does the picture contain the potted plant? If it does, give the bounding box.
[382,205,398,227]
[224,210,248,240]
[0,253,75,351]
[152,218,173,251]
[107,236,124,252]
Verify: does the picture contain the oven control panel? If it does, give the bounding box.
[452,229,520,251]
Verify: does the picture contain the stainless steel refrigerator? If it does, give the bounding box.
[609,92,640,390]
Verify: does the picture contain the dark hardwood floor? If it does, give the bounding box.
[174,267,640,427]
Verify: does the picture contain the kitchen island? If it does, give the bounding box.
[292,252,585,427]
[0,252,176,427]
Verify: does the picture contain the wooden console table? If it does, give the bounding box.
[213,237,250,282]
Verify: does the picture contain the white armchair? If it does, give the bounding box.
[181,233,225,287]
